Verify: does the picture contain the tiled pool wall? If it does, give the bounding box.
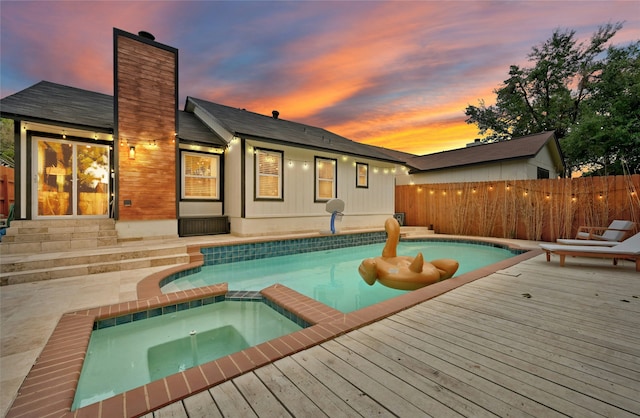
[159,231,388,289]
[200,231,389,265]
[404,237,528,255]
[94,290,311,331]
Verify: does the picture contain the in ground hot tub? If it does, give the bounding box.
[72,296,305,409]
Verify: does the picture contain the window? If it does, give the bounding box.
[35,138,110,217]
[315,157,336,201]
[182,152,219,199]
[537,167,550,179]
[356,162,368,188]
[255,148,283,200]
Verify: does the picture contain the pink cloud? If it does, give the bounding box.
[2,1,181,95]
[2,1,638,155]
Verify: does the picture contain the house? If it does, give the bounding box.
[397,131,565,185]
[0,28,405,240]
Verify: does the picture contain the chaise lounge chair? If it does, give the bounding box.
[539,232,640,271]
[571,220,634,242]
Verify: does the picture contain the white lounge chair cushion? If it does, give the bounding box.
[556,239,618,247]
[576,220,634,241]
[541,232,640,255]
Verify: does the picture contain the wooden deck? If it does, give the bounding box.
[147,254,640,418]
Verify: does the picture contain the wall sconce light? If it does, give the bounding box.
[129,146,136,160]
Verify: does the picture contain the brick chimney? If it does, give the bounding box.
[114,28,178,229]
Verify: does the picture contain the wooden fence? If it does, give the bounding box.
[395,174,640,242]
[0,166,14,218]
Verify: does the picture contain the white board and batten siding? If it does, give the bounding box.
[228,140,396,236]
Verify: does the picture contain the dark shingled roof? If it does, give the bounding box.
[405,131,561,172]
[186,97,405,163]
[177,111,226,147]
[0,81,113,131]
[0,80,227,146]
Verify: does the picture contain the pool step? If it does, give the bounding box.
[400,226,435,238]
[0,244,190,286]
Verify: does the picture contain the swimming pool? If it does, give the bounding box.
[162,240,519,312]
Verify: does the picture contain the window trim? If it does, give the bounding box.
[314,156,337,202]
[356,162,369,188]
[254,147,284,201]
[537,167,550,179]
[181,151,221,201]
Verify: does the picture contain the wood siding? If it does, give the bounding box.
[396,174,640,242]
[0,166,14,218]
[115,33,177,221]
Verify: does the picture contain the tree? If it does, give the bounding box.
[0,118,15,166]
[464,22,640,175]
[562,42,640,175]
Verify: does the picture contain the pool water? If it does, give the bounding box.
[163,241,516,312]
[72,301,302,410]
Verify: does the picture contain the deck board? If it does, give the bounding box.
[210,381,259,418]
[290,347,396,417]
[335,332,505,418]
[271,356,354,418]
[182,390,223,418]
[152,254,640,417]
[254,363,328,417]
[393,308,640,415]
[424,298,640,379]
[412,302,640,395]
[320,338,463,418]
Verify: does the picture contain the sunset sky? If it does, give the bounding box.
[1,1,638,155]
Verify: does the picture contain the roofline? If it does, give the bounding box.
[407,131,565,173]
[237,132,404,164]
[407,155,537,174]
[187,96,405,164]
[0,113,113,133]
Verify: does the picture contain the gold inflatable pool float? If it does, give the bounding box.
[358,218,459,290]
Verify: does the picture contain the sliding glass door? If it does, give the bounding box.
[35,138,110,217]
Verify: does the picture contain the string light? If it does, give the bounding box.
[253,155,395,175]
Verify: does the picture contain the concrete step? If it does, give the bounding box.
[1,219,118,254]
[0,244,190,285]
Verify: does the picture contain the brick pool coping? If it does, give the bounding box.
[6,241,541,418]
